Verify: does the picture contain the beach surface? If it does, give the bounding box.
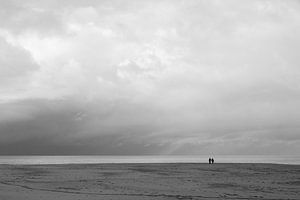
[0,163,299,200]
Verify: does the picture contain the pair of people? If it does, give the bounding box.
[209,157,214,164]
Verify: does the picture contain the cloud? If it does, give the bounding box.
[0,36,37,78]
[0,0,300,155]
[0,35,39,103]
[0,0,64,35]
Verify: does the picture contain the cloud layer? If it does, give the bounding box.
[1,0,300,155]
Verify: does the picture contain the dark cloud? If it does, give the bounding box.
[1,96,299,155]
[0,99,168,155]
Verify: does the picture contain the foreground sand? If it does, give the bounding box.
[0,163,299,200]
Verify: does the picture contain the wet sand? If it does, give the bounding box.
[0,163,299,199]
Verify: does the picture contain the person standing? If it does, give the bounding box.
[212,158,214,164]
[209,158,211,164]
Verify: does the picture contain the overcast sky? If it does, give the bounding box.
[0,0,300,155]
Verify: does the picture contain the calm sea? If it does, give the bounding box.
[0,155,299,165]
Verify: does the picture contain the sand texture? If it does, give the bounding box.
[0,163,299,200]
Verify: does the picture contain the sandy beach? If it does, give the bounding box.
[0,163,299,200]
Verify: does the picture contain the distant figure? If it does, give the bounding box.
[212,158,214,164]
[209,158,211,164]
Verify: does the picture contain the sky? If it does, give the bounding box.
[0,0,300,155]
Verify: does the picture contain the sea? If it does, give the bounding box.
[0,155,299,165]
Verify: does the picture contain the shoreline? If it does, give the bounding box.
[1,155,299,165]
[0,162,299,166]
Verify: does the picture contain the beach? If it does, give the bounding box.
[0,163,299,200]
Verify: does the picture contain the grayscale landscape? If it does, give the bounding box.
[0,0,299,199]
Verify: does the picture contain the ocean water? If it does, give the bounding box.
[0,155,299,165]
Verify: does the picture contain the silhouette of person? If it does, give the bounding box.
[209,158,211,164]
[212,158,214,164]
